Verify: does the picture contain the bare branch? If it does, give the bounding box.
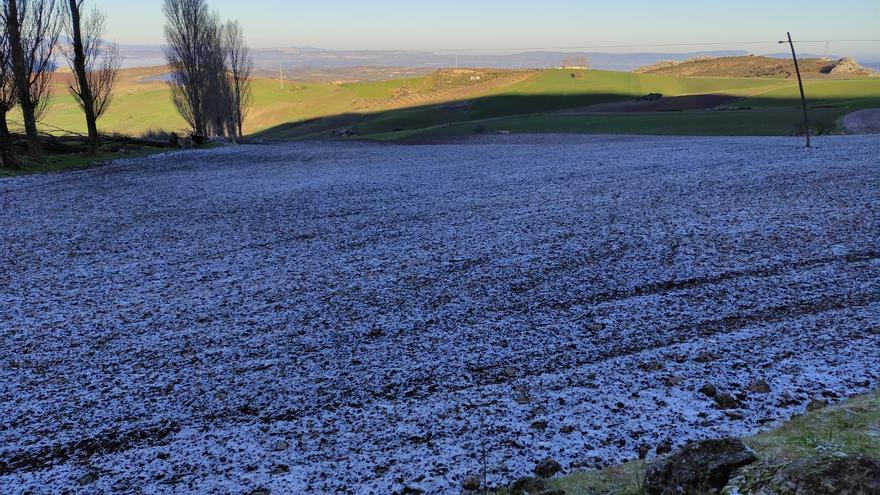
[164,0,247,139]
[224,19,252,138]
[0,13,18,112]
[64,0,121,129]
[0,14,18,167]
[2,0,63,159]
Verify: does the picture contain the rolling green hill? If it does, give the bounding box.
[18,66,880,141]
[255,69,880,141]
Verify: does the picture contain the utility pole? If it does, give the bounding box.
[780,32,811,148]
[279,65,285,90]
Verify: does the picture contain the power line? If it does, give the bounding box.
[795,40,880,43]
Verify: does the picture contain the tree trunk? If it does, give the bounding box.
[68,0,99,155]
[0,111,17,169]
[85,111,99,153]
[195,110,205,141]
[6,0,43,161]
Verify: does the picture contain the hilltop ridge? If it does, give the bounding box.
[634,55,876,78]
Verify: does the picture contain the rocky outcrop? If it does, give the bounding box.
[828,57,872,75]
[724,453,880,495]
[644,438,758,494]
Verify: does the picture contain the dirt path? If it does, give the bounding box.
[843,109,880,133]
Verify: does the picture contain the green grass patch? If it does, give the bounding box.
[27,67,880,141]
[746,393,880,461]
[256,70,880,141]
[542,461,648,495]
[358,107,851,141]
[739,79,880,109]
[0,145,168,177]
[501,391,879,495]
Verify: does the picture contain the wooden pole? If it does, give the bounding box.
[783,32,811,148]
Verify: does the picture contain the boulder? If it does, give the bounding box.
[509,476,548,494]
[724,453,880,495]
[656,441,673,455]
[748,380,771,394]
[534,458,563,478]
[699,383,718,397]
[644,438,758,495]
[461,475,480,491]
[714,393,741,410]
[78,472,98,485]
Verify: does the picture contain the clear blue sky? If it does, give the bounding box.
[96,0,880,58]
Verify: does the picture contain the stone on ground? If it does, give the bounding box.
[644,438,758,495]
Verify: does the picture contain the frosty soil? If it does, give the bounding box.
[1,135,878,494]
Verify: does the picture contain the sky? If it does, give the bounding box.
[95,0,880,59]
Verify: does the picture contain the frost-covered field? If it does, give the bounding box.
[1,135,879,494]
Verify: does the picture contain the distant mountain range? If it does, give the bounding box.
[116,44,878,74]
[244,48,756,72]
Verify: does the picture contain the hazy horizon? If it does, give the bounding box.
[109,45,880,74]
[94,0,880,60]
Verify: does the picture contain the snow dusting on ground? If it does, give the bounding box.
[1,135,878,494]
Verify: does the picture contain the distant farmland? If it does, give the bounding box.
[24,66,880,140]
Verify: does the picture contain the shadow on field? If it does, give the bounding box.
[253,92,880,141]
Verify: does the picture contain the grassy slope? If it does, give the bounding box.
[22,67,880,140]
[739,79,880,108]
[460,70,783,118]
[355,74,880,141]
[28,73,354,136]
[495,69,784,97]
[0,145,168,178]
[522,391,880,495]
[361,109,850,141]
[343,77,426,98]
[30,67,534,137]
[261,70,800,139]
[261,70,880,140]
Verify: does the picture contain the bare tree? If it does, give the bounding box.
[163,0,217,139]
[224,20,252,139]
[164,0,254,141]
[203,19,233,137]
[2,0,62,160]
[64,0,121,154]
[0,15,18,168]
